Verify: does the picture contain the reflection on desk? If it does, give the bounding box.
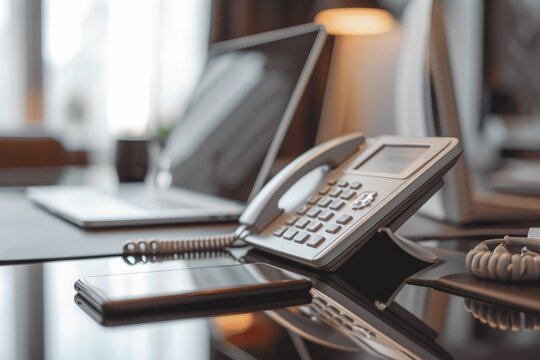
[2,251,540,359]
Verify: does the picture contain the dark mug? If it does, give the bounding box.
[115,137,150,182]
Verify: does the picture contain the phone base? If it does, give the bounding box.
[334,228,438,309]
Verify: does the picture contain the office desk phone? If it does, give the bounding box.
[125,133,462,271]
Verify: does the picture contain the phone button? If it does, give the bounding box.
[306,235,325,248]
[340,190,356,200]
[350,181,362,190]
[318,210,334,221]
[285,216,299,226]
[307,195,321,205]
[338,313,354,325]
[297,205,312,215]
[295,218,310,229]
[293,232,310,244]
[335,214,353,225]
[272,226,287,237]
[328,188,342,198]
[306,221,322,232]
[337,180,349,187]
[317,197,332,208]
[283,229,299,240]
[351,191,377,210]
[318,186,331,195]
[329,200,345,210]
[306,208,321,218]
[352,325,376,340]
[312,297,327,307]
[326,305,340,317]
[325,224,342,234]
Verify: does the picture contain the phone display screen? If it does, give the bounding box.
[355,145,429,175]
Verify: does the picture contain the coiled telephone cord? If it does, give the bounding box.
[122,233,245,264]
[465,236,540,281]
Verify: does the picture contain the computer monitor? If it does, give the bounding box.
[395,0,540,225]
[394,0,474,223]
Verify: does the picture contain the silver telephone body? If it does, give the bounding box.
[237,133,461,271]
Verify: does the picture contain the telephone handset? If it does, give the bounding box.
[124,133,461,271]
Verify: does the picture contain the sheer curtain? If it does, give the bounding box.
[43,0,211,160]
[0,0,25,129]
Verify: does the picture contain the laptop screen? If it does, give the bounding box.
[158,25,324,203]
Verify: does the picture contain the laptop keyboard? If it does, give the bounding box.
[119,190,187,210]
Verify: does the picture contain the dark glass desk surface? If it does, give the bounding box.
[2,167,540,360]
[2,250,540,360]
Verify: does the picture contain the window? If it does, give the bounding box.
[42,0,210,159]
[0,0,25,129]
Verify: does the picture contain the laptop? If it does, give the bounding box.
[394,0,540,226]
[28,24,327,228]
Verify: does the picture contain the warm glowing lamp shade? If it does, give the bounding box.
[315,8,400,142]
[315,8,395,36]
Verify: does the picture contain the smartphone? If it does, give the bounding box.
[74,263,312,325]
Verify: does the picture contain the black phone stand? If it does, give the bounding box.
[334,228,438,309]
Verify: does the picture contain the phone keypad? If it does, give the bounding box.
[271,179,379,250]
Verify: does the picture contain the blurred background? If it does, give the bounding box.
[0,0,539,185]
[1,2,540,358]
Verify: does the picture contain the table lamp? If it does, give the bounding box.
[314,8,400,142]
